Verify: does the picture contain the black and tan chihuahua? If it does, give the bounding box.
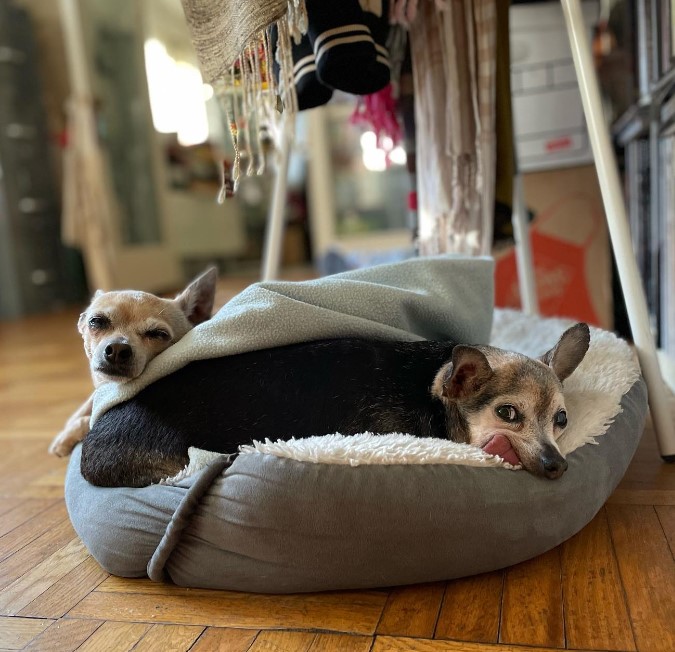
[77,322,590,487]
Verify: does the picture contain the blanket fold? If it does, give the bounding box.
[92,256,494,422]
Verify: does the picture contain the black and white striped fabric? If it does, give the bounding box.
[271,27,333,111]
[306,0,390,95]
[290,35,334,110]
[364,0,392,84]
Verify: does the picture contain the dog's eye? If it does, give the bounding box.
[88,316,109,330]
[496,405,519,422]
[555,410,568,428]
[145,329,170,340]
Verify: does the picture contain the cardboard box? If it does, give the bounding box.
[495,165,613,330]
[510,1,599,171]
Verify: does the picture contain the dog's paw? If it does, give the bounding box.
[49,417,89,457]
[48,433,74,457]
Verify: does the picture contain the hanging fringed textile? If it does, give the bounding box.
[61,101,118,290]
[180,0,305,200]
[409,0,496,256]
[180,0,287,83]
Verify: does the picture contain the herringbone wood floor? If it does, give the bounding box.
[1,275,674,652]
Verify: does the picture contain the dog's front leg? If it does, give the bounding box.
[49,395,93,457]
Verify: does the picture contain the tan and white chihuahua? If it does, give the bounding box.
[48,268,217,457]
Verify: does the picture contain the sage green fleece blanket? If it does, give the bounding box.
[91,256,495,423]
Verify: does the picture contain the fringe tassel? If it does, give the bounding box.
[215,0,304,201]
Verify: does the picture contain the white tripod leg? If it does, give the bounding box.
[512,173,539,315]
[261,123,293,281]
[561,0,675,459]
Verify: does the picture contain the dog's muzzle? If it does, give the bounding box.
[97,340,135,377]
[539,444,568,479]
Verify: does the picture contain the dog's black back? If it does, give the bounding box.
[82,338,458,487]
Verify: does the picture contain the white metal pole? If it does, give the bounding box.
[561,0,675,459]
[512,173,539,315]
[261,124,293,281]
[59,0,90,97]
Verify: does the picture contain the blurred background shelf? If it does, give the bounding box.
[604,0,675,357]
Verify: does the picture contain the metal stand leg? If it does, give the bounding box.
[512,173,539,315]
[261,125,293,281]
[561,0,675,459]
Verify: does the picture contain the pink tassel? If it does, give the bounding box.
[350,84,402,165]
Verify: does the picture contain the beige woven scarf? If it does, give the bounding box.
[180,0,305,195]
[180,0,288,83]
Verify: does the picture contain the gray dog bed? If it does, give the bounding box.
[64,257,647,593]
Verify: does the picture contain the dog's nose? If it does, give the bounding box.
[104,342,132,365]
[540,445,568,479]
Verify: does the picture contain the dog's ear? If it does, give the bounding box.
[439,346,494,400]
[539,322,590,382]
[175,267,217,326]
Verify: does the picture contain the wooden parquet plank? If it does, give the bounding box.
[248,630,316,652]
[607,504,675,652]
[308,633,374,651]
[376,583,445,638]
[68,589,387,634]
[132,624,204,651]
[499,548,564,648]
[0,615,52,650]
[2,407,81,433]
[608,489,675,506]
[189,627,259,652]
[434,571,502,643]
[96,576,180,594]
[75,621,151,652]
[0,501,70,563]
[609,431,675,508]
[96,575,388,599]
[561,509,635,651]
[97,575,389,604]
[17,467,66,499]
[0,381,86,405]
[0,514,75,591]
[0,498,25,518]
[18,556,109,618]
[14,484,65,501]
[0,442,59,495]
[655,505,675,557]
[372,636,590,651]
[0,440,46,469]
[22,618,103,652]
[0,498,56,538]
[0,427,63,441]
[0,538,87,615]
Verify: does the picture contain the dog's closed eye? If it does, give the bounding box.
[145,328,171,341]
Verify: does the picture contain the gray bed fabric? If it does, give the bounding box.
[64,380,646,592]
[63,256,648,593]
